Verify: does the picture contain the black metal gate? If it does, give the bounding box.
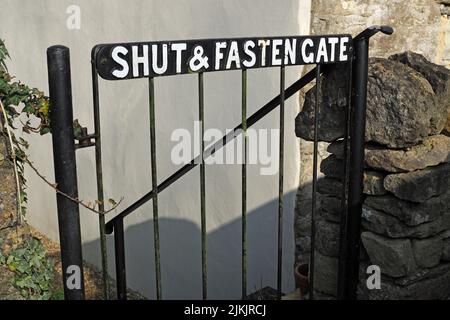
[47,26,392,300]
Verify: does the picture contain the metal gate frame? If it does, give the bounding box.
[46,25,393,300]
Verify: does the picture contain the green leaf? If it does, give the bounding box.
[5,238,56,299]
[40,126,51,135]
[73,119,83,139]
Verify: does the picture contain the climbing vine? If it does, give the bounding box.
[0,39,50,219]
[0,39,121,219]
[0,39,120,301]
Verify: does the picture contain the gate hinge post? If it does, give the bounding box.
[337,25,393,300]
[47,45,86,300]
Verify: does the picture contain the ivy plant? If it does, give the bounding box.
[1,238,56,300]
[1,39,108,217]
[0,39,51,217]
[0,40,50,134]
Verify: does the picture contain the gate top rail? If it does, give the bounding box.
[92,34,352,80]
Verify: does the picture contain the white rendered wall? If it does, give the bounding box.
[0,0,311,299]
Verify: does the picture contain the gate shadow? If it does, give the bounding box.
[82,189,300,300]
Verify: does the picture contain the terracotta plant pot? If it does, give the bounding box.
[294,263,309,298]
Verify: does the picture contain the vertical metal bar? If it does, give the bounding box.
[114,218,127,300]
[47,45,85,300]
[309,64,321,300]
[91,60,110,300]
[198,72,207,299]
[339,38,369,300]
[149,77,162,300]
[241,69,248,300]
[277,65,285,300]
[337,58,354,299]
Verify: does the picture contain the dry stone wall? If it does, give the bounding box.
[311,0,448,65]
[294,0,450,299]
[295,52,450,299]
[296,0,450,268]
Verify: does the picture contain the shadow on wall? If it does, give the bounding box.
[82,190,299,300]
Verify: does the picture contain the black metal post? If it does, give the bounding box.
[114,218,127,300]
[91,56,110,300]
[198,72,207,300]
[309,64,321,300]
[47,45,85,300]
[276,65,285,300]
[337,59,353,300]
[337,25,393,300]
[339,38,368,300]
[241,69,248,300]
